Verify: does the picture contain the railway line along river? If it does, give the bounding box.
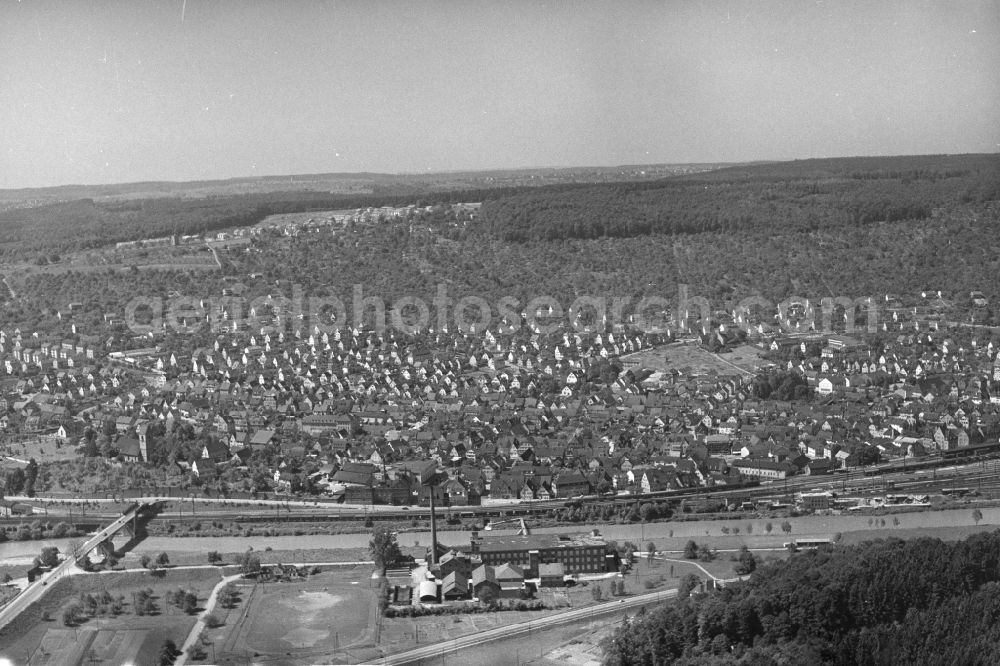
[3,505,999,565]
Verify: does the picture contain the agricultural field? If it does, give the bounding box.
[0,568,222,666]
[29,627,155,666]
[1,245,218,292]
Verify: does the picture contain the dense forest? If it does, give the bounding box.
[6,198,999,337]
[2,154,998,336]
[0,185,531,259]
[481,154,1000,242]
[604,531,1000,665]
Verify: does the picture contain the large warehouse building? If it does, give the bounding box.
[469,531,618,578]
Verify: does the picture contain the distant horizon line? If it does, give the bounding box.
[3,151,996,194]
[0,160,747,194]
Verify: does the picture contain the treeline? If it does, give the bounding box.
[603,531,1000,665]
[695,153,999,183]
[751,370,811,401]
[0,184,532,259]
[481,154,1000,242]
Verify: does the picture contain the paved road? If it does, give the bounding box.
[381,588,679,665]
[0,504,146,630]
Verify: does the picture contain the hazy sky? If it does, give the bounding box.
[2,0,998,188]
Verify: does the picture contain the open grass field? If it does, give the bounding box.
[197,562,678,665]
[204,565,375,665]
[377,607,554,663]
[0,568,222,666]
[137,546,379,569]
[0,561,37,582]
[624,342,756,376]
[254,210,351,229]
[1,436,80,465]
[716,343,771,373]
[458,615,617,666]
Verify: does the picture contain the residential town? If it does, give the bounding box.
[3,1,998,661]
[3,290,999,510]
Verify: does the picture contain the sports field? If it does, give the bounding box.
[206,565,376,665]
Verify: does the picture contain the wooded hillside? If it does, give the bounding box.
[0,186,515,259]
[604,531,1000,665]
[481,154,1000,242]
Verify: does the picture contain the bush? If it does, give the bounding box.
[219,583,239,609]
[39,546,60,568]
[159,639,178,665]
[62,603,82,626]
[678,574,700,599]
[204,612,223,628]
[735,545,757,575]
[382,599,546,619]
[683,540,699,559]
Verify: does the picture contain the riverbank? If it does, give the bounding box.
[4,505,1000,570]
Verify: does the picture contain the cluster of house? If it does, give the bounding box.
[1,309,999,501]
[208,202,481,241]
[114,233,207,250]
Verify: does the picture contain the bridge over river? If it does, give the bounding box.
[0,501,160,630]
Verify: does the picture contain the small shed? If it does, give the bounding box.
[418,580,439,603]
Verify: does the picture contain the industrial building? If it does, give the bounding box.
[469,531,617,577]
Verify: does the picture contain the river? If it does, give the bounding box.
[3,505,998,564]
